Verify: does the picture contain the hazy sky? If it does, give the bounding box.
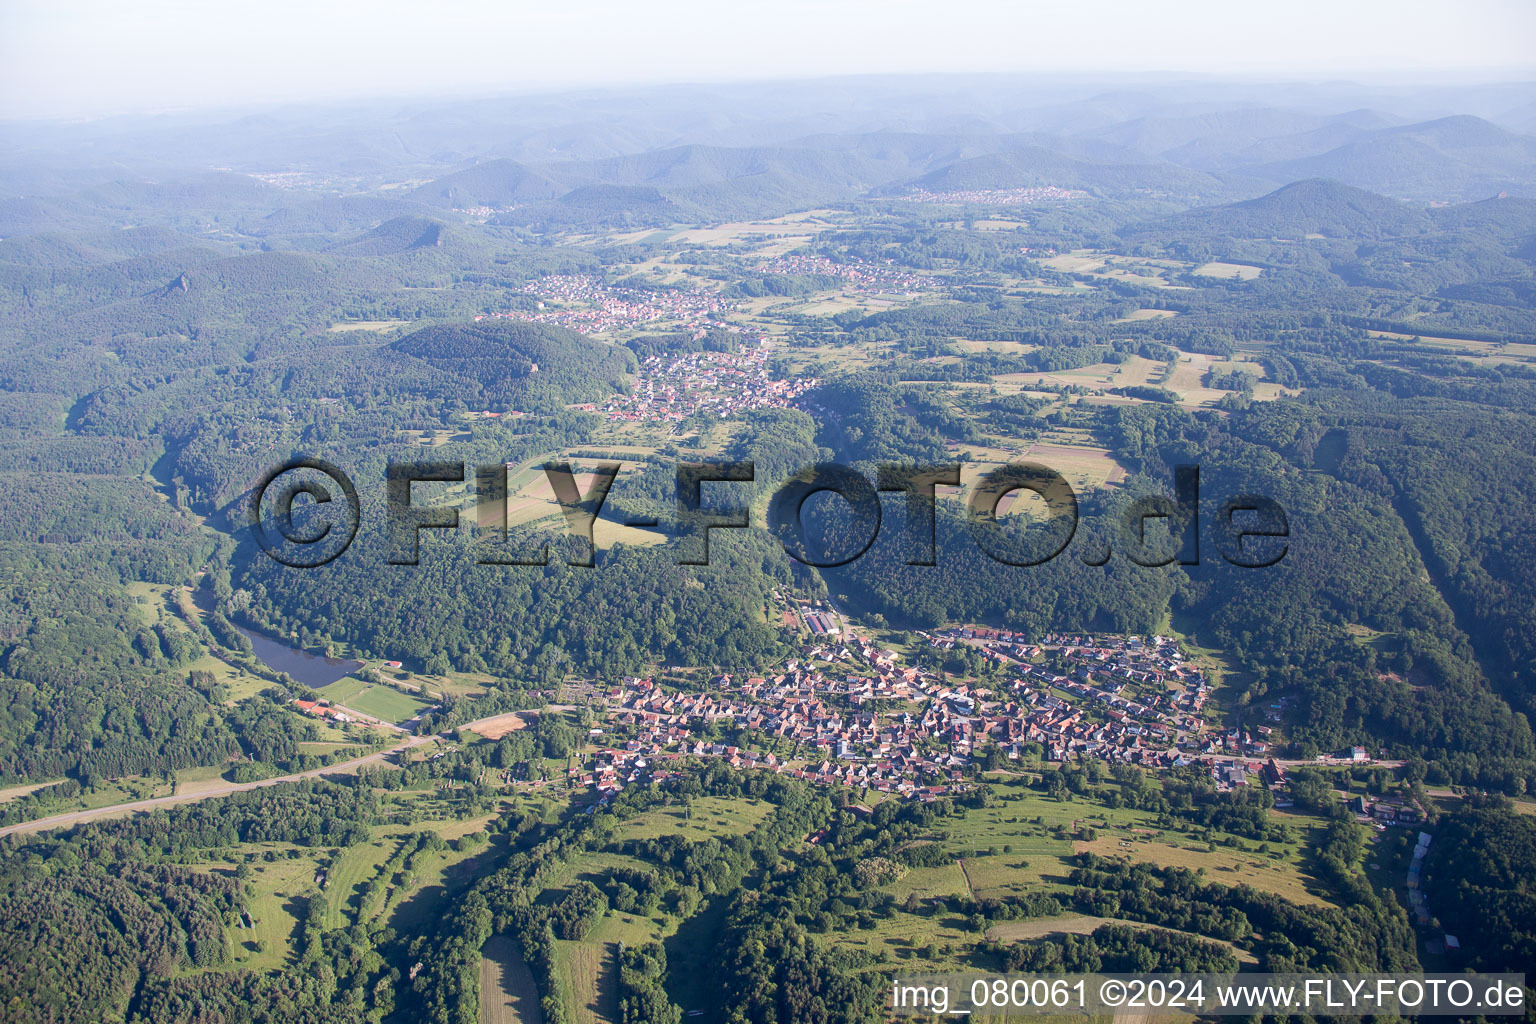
[2,0,1533,119]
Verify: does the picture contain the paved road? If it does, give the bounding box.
[0,706,535,839]
[0,732,434,839]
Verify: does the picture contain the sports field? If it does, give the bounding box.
[319,675,431,724]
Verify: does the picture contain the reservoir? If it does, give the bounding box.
[236,626,362,688]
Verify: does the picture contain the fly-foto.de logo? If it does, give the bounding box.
[248,458,1288,571]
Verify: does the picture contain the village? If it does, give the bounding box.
[899,184,1088,206]
[460,268,825,424]
[598,338,819,423]
[475,273,739,335]
[547,616,1374,809]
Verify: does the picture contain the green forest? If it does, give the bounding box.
[2,75,1536,1024]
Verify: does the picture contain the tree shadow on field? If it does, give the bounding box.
[663,895,729,1018]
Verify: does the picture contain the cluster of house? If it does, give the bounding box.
[601,340,819,423]
[474,274,737,335]
[559,625,1262,802]
[899,185,1087,206]
[574,747,661,797]
[584,659,975,800]
[750,254,932,295]
[551,622,1447,829]
[933,627,1223,760]
[292,699,355,723]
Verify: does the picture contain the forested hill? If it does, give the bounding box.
[884,145,1234,201]
[406,159,566,208]
[385,320,634,407]
[325,216,454,257]
[1119,179,1434,242]
[1114,182,1536,316]
[1121,178,1536,247]
[1,75,1536,1024]
[1248,115,1536,202]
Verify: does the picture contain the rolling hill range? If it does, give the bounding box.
[0,172,284,238]
[410,135,1252,227]
[1244,116,1536,201]
[239,194,449,240]
[882,144,1235,201]
[1116,180,1536,310]
[411,144,884,206]
[1120,178,1536,247]
[325,215,454,256]
[1,79,1533,242]
[1087,106,1402,167]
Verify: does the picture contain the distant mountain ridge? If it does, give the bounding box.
[1245,116,1536,201]
[883,144,1231,200]
[406,135,1248,229]
[3,81,1535,242]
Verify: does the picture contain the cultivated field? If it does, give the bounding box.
[482,934,545,1024]
[1367,330,1536,366]
[989,349,1288,410]
[956,440,1128,496]
[468,456,667,549]
[468,711,537,740]
[327,320,412,332]
[1040,250,1189,288]
[614,795,773,842]
[1073,835,1330,906]
[1192,261,1263,281]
